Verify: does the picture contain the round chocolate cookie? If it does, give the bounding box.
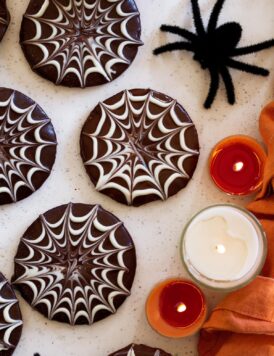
[0,272,23,356]
[12,203,136,325]
[80,88,200,206]
[20,0,142,88]
[0,0,10,42]
[0,88,57,205]
[109,344,172,356]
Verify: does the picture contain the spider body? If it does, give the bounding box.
[193,23,241,69]
[154,0,274,108]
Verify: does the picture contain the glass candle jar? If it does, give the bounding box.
[181,205,267,291]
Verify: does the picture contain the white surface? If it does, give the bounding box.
[184,206,259,281]
[0,0,273,355]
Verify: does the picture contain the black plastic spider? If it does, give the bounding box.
[154,0,274,109]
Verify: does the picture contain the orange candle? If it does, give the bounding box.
[146,279,207,338]
[209,135,266,195]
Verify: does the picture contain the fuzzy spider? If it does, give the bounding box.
[154,0,274,109]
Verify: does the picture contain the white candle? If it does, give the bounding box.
[181,205,267,290]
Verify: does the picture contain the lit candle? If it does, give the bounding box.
[209,135,266,195]
[181,205,267,290]
[146,279,207,338]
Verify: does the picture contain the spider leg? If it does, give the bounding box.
[160,25,197,42]
[227,58,269,76]
[153,41,194,55]
[231,39,274,56]
[220,66,235,105]
[191,0,206,36]
[204,68,220,109]
[208,0,226,32]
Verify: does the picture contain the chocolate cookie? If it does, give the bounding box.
[80,88,200,206]
[20,0,142,88]
[109,344,172,356]
[12,203,136,325]
[0,273,23,356]
[0,88,57,205]
[0,0,10,42]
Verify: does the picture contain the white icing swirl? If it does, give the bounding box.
[0,15,7,26]
[82,89,199,205]
[13,203,135,325]
[0,89,57,203]
[22,0,142,87]
[0,279,23,352]
[127,347,135,356]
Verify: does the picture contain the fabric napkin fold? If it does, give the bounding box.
[198,102,274,356]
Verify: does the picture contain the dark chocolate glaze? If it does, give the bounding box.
[0,87,57,205]
[20,0,142,88]
[109,344,172,356]
[12,203,136,325]
[0,272,23,356]
[0,0,10,41]
[80,88,200,206]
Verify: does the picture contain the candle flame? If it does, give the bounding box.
[233,161,244,172]
[177,303,187,313]
[216,244,226,254]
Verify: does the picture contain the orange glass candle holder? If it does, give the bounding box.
[146,279,207,338]
[209,135,266,196]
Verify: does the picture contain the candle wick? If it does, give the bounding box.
[177,303,187,313]
[233,161,244,172]
[216,244,226,254]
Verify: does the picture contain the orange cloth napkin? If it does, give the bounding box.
[198,102,274,356]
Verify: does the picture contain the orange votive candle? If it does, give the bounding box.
[146,279,207,338]
[209,135,266,195]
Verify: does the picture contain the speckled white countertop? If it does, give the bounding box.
[0,0,273,355]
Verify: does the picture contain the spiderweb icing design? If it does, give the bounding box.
[109,343,171,356]
[0,0,9,41]
[21,0,142,87]
[126,346,160,356]
[0,13,7,25]
[0,88,57,205]
[81,89,200,206]
[13,203,136,325]
[0,274,23,354]
[0,0,8,26]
